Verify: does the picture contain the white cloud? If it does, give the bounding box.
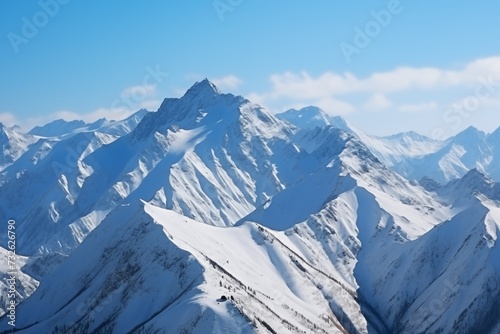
[0,113,18,127]
[363,94,392,110]
[482,98,500,108]
[245,93,268,108]
[212,75,242,91]
[247,56,500,118]
[184,73,203,83]
[314,97,355,115]
[397,102,438,113]
[6,78,164,132]
[138,99,162,110]
[258,56,500,100]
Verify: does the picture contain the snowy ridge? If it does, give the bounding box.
[278,108,500,184]
[0,201,360,333]
[369,126,500,184]
[28,110,149,139]
[0,248,38,318]
[276,106,332,129]
[0,80,499,333]
[238,129,499,332]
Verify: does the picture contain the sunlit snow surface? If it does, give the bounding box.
[0,80,499,333]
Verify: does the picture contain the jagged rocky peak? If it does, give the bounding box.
[419,176,441,192]
[458,168,497,191]
[462,168,488,180]
[134,80,238,139]
[182,78,221,99]
[453,125,486,143]
[0,122,29,142]
[87,117,109,129]
[438,167,500,203]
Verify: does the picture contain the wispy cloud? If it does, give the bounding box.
[262,57,500,99]
[8,81,165,132]
[6,97,161,133]
[0,113,18,127]
[398,102,438,113]
[247,56,500,117]
[212,75,242,91]
[363,94,393,110]
[12,108,136,132]
[314,97,355,115]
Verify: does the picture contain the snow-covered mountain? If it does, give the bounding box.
[0,80,499,333]
[28,110,149,138]
[276,106,332,129]
[278,107,500,184]
[393,126,500,184]
[0,80,306,255]
[28,119,88,137]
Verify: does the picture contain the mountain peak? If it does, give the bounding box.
[457,125,484,137]
[87,118,109,130]
[488,126,500,142]
[452,126,486,146]
[182,79,221,99]
[276,106,332,129]
[0,122,20,139]
[385,130,433,142]
[330,116,351,131]
[295,105,324,113]
[462,168,489,182]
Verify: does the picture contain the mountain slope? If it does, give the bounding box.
[0,200,365,333]
[279,107,500,183]
[0,80,307,255]
[237,126,500,333]
[1,81,499,333]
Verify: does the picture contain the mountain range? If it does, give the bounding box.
[0,79,499,333]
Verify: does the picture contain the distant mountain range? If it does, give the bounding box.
[277,106,500,184]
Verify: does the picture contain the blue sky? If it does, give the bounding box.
[1,0,499,137]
